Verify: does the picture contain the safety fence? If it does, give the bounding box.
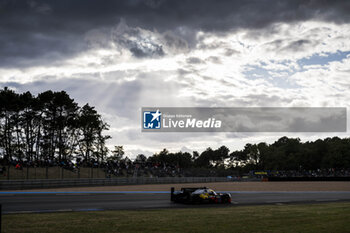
[0,166,110,180]
[0,176,237,190]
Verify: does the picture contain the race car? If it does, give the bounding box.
[170,187,231,204]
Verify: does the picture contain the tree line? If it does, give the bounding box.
[1,88,350,172]
[0,87,110,163]
[144,136,350,172]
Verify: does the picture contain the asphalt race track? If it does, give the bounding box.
[1,191,350,214]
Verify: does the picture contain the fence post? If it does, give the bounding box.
[26,166,29,179]
[46,166,48,179]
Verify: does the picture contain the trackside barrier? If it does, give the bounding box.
[267,177,350,181]
[0,177,257,190]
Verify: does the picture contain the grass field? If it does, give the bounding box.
[3,202,350,233]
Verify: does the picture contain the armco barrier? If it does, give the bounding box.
[267,176,350,181]
[0,177,234,190]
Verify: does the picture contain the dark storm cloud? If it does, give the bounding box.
[109,20,165,58]
[129,44,164,58]
[1,0,349,68]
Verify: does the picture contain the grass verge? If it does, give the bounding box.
[3,202,350,233]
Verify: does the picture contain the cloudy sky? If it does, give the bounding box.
[1,0,350,158]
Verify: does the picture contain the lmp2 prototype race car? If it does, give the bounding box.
[170,187,232,204]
